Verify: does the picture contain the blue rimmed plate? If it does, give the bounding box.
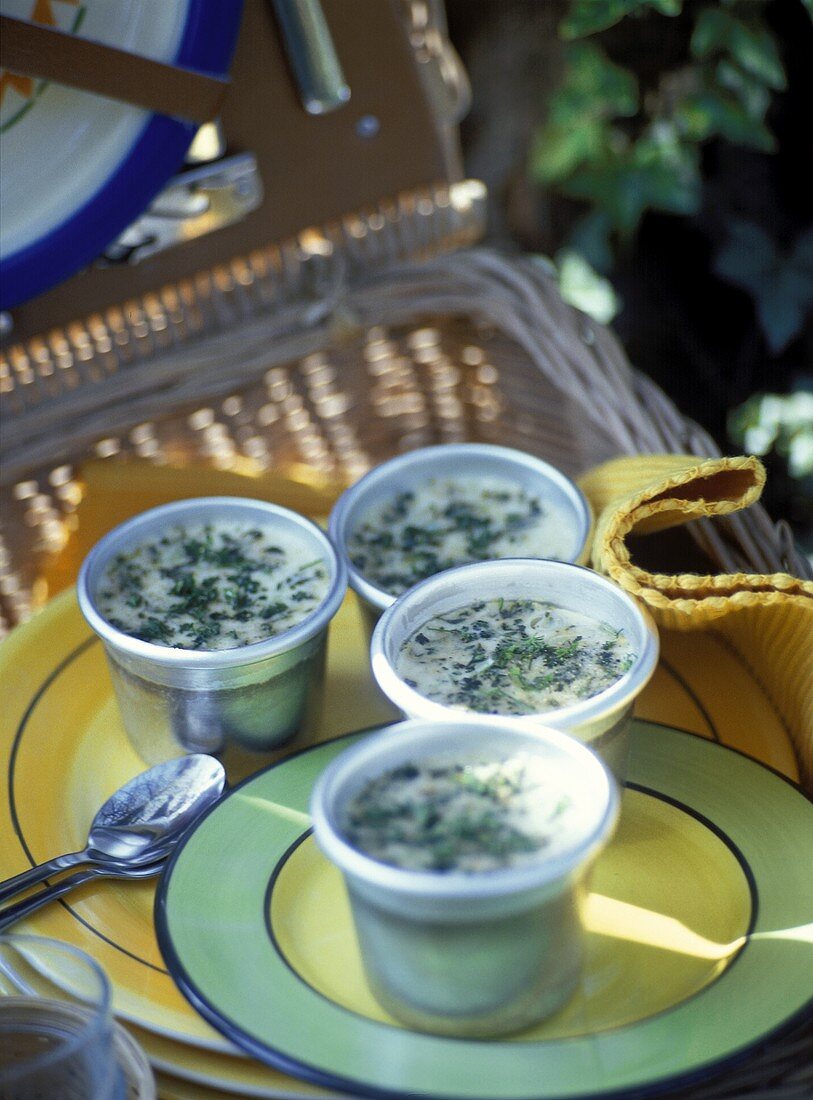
[0,0,243,309]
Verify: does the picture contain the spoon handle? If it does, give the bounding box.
[0,865,160,932]
[0,852,87,906]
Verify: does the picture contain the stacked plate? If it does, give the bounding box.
[2,583,812,1099]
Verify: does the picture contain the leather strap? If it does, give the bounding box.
[0,15,229,123]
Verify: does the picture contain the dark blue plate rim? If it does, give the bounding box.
[0,0,243,310]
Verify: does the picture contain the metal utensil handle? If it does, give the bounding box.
[0,869,104,932]
[271,0,350,114]
[0,852,86,907]
[0,865,161,932]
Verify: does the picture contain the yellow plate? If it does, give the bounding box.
[0,580,800,1095]
[0,586,395,1097]
[130,1022,343,1100]
[270,785,752,1038]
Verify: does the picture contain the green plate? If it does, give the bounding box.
[155,722,813,1099]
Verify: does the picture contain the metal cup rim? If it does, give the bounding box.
[76,495,347,669]
[369,558,659,733]
[310,718,619,903]
[328,443,592,612]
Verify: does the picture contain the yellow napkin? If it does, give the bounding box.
[579,454,813,790]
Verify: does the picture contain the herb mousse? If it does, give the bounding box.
[395,598,635,714]
[96,521,329,650]
[348,476,573,597]
[343,752,578,873]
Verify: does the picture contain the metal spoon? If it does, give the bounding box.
[0,754,225,906]
[0,862,163,932]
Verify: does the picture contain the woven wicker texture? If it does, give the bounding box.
[1,247,809,630]
[0,247,810,1097]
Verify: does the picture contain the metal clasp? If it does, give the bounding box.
[100,152,263,265]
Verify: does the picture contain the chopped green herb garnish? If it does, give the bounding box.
[397,598,636,714]
[343,752,575,873]
[97,521,329,652]
[347,475,573,596]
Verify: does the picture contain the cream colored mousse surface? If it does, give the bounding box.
[95,520,329,651]
[341,750,589,873]
[395,598,636,715]
[348,475,574,597]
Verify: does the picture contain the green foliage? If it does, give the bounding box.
[560,127,700,238]
[560,0,681,40]
[690,8,786,89]
[713,224,813,353]
[531,0,812,351]
[675,65,776,150]
[531,43,638,184]
[728,384,813,479]
[715,57,769,112]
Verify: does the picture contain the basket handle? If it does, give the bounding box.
[0,14,230,124]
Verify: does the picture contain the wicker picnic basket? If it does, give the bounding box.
[0,2,811,1095]
[1,244,809,622]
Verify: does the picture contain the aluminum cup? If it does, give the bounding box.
[310,718,619,1037]
[328,443,592,631]
[370,558,659,779]
[77,497,347,768]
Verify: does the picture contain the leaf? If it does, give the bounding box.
[713,220,776,291]
[568,209,616,272]
[691,8,728,56]
[531,44,638,183]
[531,118,608,183]
[555,248,621,323]
[714,221,813,353]
[732,26,785,90]
[690,8,786,90]
[674,58,776,150]
[791,226,813,277]
[728,390,813,477]
[560,42,639,116]
[560,0,681,39]
[715,59,771,118]
[788,432,813,480]
[561,132,700,238]
[755,272,813,353]
[676,88,776,150]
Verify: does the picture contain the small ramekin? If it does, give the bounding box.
[310,718,619,1037]
[370,558,659,779]
[77,496,347,767]
[328,443,592,627]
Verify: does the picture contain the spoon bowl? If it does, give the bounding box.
[0,754,225,906]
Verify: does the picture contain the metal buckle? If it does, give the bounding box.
[100,152,263,266]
